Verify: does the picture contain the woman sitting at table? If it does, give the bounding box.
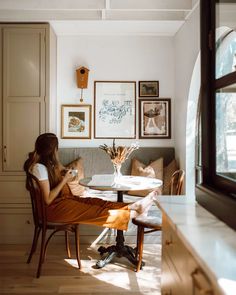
[24,133,157,231]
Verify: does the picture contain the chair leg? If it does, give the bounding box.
[75,225,82,269]
[65,231,71,258]
[27,226,41,263]
[36,228,46,278]
[90,227,111,247]
[136,225,145,272]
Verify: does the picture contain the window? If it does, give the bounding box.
[196,0,236,230]
[216,84,236,182]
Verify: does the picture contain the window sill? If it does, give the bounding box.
[196,184,236,231]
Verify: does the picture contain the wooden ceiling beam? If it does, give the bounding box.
[0,0,106,10]
[110,0,193,10]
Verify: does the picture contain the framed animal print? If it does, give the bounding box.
[139,81,159,97]
[94,81,136,138]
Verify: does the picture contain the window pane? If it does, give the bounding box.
[216,84,236,182]
[216,2,236,79]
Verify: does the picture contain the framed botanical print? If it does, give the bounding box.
[61,104,91,139]
[139,98,171,139]
[139,81,159,97]
[94,81,136,138]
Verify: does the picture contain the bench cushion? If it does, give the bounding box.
[127,157,163,196]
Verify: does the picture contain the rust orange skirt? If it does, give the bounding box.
[46,193,130,231]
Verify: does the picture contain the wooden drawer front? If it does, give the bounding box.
[162,253,182,295]
[162,215,188,281]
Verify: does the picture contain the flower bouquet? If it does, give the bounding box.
[99,139,139,179]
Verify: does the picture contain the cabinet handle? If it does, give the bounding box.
[191,269,213,294]
[165,239,172,245]
[3,145,7,162]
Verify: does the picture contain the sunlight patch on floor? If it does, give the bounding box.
[63,246,161,292]
[64,258,80,268]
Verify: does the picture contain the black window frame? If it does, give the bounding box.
[196,0,236,230]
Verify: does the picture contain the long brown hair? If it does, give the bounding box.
[24,133,61,189]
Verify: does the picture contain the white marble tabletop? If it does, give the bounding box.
[155,196,236,295]
[80,175,162,191]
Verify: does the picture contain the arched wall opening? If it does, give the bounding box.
[185,53,200,198]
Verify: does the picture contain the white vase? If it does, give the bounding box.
[113,163,122,181]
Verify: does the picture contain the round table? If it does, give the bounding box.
[80,175,162,269]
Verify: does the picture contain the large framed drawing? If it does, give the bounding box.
[94,81,136,138]
[139,98,171,139]
[61,104,91,139]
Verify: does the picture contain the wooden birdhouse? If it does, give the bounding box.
[76,66,89,89]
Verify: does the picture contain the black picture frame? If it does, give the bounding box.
[139,81,159,97]
[139,98,171,139]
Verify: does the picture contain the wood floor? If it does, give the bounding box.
[0,243,161,294]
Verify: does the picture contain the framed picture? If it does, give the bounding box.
[139,98,171,139]
[139,81,159,97]
[94,81,136,138]
[61,104,91,139]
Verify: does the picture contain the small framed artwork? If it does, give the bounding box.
[139,98,171,139]
[139,81,159,97]
[61,104,92,139]
[94,81,136,138]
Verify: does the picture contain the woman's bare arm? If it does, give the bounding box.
[38,169,74,205]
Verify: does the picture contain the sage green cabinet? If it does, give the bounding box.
[0,24,56,173]
[0,23,56,245]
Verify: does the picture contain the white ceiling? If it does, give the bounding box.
[0,0,199,36]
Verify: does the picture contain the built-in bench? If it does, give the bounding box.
[58,147,175,244]
[59,147,175,176]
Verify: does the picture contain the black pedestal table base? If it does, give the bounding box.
[95,191,144,270]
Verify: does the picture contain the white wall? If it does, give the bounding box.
[56,35,175,148]
[174,5,200,197]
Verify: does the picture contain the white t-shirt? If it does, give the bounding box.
[31,163,48,181]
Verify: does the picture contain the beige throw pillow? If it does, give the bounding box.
[66,158,85,196]
[163,159,178,195]
[128,157,163,197]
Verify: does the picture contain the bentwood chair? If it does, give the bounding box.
[132,169,185,272]
[26,173,81,278]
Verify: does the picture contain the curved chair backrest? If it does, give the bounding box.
[26,173,47,228]
[26,172,82,277]
[169,169,185,195]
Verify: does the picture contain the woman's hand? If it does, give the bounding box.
[63,169,75,182]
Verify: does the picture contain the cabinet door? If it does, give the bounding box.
[2,27,46,172]
[162,255,179,295]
